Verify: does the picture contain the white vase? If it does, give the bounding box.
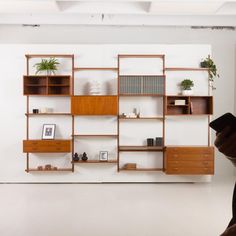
[182,89,193,96]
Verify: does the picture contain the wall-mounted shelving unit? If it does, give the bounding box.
[22,52,214,177]
[23,54,74,173]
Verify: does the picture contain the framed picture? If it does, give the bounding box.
[42,124,56,140]
[99,151,108,161]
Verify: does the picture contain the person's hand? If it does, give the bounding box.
[221,224,236,236]
[214,127,236,158]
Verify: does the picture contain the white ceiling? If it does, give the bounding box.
[1,0,236,26]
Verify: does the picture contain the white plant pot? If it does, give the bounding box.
[182,89,193,96]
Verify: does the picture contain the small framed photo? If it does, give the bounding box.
[42,124,56,140]
[99,151,108,161]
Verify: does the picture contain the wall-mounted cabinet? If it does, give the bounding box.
[23,140,71,153]
[71,95,118,115]
[24,75,71,96]
[165,146,214,175]
[165,96,213,115]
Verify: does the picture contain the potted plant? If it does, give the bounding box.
[34,58,59,75]
[200,56,219,89]
[180,79,194,95]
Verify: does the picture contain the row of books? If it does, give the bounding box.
[119,76,164,95]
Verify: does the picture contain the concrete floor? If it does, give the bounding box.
[0,177,235,236]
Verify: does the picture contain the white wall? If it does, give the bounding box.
[0,25,235,181]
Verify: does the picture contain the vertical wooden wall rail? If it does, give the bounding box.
[26,56,29,172]
[117,55,120,172]
[162,55,166,171]
[72,54,75,172]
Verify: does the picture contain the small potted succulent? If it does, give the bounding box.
[34,57,59,75]
[180,79,194,95]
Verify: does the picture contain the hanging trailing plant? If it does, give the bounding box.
[34,58,60,75]
[200,56,219,90]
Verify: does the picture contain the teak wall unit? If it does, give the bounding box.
[118,54,166,172]
[23,54,74,172]
[23,53,214,176]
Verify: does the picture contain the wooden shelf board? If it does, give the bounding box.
[25,54,73,58]
[26,84,47,87]
[74,67,118,71]
[26,168,73,172]
[73,134,118,137]
[48,84,70,87]
[165,67,209,71]
[120,168,163,172]
[167,105,188,107]
[119,94,164,97]
[119,146,164,152]
[25,94,71,97]
[25,113,71,116]
[118,54,165,58]
[72,160,117,164]
[119,74,165,77]
[119,117,164,120]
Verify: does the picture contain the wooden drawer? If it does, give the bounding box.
[166,167,214,175]
[71,95,118,115]
[23,140,71,153]
[166,147,214,161]
[165,146,214,175]
[167,160,214,168]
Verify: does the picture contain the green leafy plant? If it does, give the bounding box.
[34,58,59,75]
[180,79,194,90]
[200,57,219,81]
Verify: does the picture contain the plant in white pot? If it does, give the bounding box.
[180,79,194,95]
[34,58,59,75]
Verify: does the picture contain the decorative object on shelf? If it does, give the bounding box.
[155,137,163,146]
[81,152,88,161]
[42,124,56,140]
[89,81,101,95]
[147,138,154,146]
[180,79,194,95]
[123,163,137,170]
[37,166,43,170]
[45,164,52,170]
[34,58,60,75]
[119,113,127,118]
[127,112,137,118]
[32,109,39,114]
[200,56,219,82]
[99,151,108,161]
[73,152,79,162]
[174,100,186,105]
[133,108,140,118]
[40,108,53,113]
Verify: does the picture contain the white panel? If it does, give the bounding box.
[119,58,163,75]
[165,116,209,145]
[0,43,212,183]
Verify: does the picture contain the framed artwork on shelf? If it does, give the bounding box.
[42,124,56,140]
[99,151,108,161]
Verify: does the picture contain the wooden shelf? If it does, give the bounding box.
[118,54,165,58]
[74,67,118,71]
[26,168,73,172]
[25,54,73,58]
[73,134,118,137]
[120,168,163,171]
[165,67,209,71]
[72,160,117,164]
[119,117,164,120]
[119,94,164,97]
[119,146,164,152]
[25,113,71,116]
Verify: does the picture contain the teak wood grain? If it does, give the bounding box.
[165,146,214,175]
[23,140,71,153]
[71,95,118,115]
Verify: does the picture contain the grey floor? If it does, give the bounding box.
[0,177,235,236]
